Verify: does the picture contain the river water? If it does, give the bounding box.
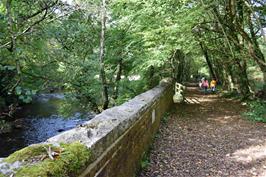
[0,93,94,157]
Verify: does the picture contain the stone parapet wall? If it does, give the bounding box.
[0,78,174,177]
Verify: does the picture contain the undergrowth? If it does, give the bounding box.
[243,101,266,123]
[221,90,241,99]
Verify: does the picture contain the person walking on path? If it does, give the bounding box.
[199,77,205,89]
[202,78,209,94]
[210,78,217,93]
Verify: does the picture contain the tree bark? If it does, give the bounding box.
[147,65,156,89]
[6,0,15,52]
[235,59,251,98]
[99,0,109,110]
[176,50,185,83]
[112,59,122,100]
[6,0,21,88]
[199,42,216,79]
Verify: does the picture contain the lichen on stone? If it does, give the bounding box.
[1,142,91,177]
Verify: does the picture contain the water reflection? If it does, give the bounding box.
[0,93,94,157]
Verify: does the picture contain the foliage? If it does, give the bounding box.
[162,112,171,125]
[221,90,241,99]
[244,101,266,123]
[0,0,265,115]
[140,151,150,170]
[0,119,12,133]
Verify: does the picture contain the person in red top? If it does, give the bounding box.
[202,78,209,94]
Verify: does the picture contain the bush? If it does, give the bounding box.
[221,90,240,99]
[244,101,266,122]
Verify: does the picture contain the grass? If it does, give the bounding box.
[140,151,151,170]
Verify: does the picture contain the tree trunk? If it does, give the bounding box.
[246,10,266,91]
[176,52,185,83]
[199,42,216,79]
[235,59,251,98]
[234,5,266,92]
[171,49,187,83]
[227,73,235,90]
[147,65,156,89]
[6,0,15,52]
[112,59,122,100]
[99,0,109,110]
[6,0,20,76]
[170,50,177,82]
[225,65,237,91]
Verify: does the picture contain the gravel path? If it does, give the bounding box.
[139,87,266,177]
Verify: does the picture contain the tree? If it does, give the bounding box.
[99,0,109,110]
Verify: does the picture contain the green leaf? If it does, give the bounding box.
[15,87,22,95]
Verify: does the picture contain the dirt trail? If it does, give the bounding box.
[139,87,266,177]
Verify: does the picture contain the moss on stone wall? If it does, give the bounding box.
[4,144,50,164]
[1,142,91,177]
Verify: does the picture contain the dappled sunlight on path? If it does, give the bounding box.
[231,141,266,164]
[139,87,266,177]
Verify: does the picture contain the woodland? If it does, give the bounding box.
[0,0,265,122]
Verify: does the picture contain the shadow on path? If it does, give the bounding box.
[139,87,266,177]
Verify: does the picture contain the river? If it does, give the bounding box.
[0,93,94,157]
